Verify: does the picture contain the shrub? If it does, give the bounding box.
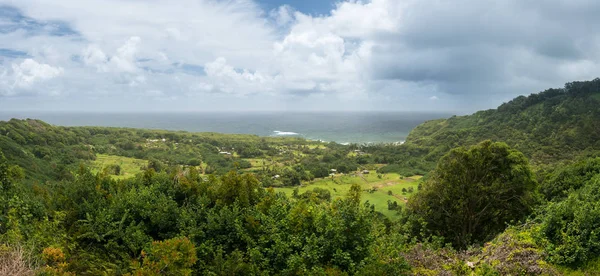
[541,174,600,266]
[130,237,197,276]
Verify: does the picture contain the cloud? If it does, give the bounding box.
[0,48,29,58]
[1,0,600,112]
[270,5,295,26]
[0,58,63,95]
[0,4,79,37]
[109,36,140,73]
[13,58,63,86]
[429,96,439,101]
[203,57,275,95]
[81,45,108,72]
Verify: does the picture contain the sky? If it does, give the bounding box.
[0,0,599,113]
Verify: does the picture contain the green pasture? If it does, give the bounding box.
[275,172,421,220]
[91,154,147,180]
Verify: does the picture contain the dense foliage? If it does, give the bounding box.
[540,157,600,201]
[0,155,405,274]
[1,79,600,274]
[406,141,538,248]
[376,78,600,174]
[0,119,367,188]
[540,167,600,267]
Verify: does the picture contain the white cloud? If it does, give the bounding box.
[108,36,141,73]
[327,0,399,37]
[204,57,275,94]
[82,37,141,73]
[429,96,439,101]
[13,59,63,86]
[82,45,108,72]
[0,59,64,95]
[270,5,295,26]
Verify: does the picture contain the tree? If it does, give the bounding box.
[541,174,600,266]
[0,151,9,192]
[147,159,164,173]
[130,237,197,275]
[540,157,600,201]
[407,141,538,248]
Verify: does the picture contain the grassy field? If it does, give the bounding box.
[244,158,269,169]
[91,154,147,180]
[275,172,421,220]
[92,154,420,219]
[241,158,286,173]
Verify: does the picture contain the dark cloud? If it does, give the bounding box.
[367,0,600,99]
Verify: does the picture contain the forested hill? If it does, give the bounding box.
[404,78,600,166]
[0,119,312,183]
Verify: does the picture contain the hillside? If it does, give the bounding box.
[400,79,600,169]
[1,80,600,274]
[0,119,315,183]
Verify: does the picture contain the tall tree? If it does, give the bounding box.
[407,140,538,248]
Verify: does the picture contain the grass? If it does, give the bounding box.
[91,154,147,180]
[556,257,600,275]
[307,144,327,149]
[241,158,285,173]
[245,158,267,168]
[275,173,421,220]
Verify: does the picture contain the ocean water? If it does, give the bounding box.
[0,112,451,144]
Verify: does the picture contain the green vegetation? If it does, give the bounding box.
[0,79,600,274]
[406,141,538,248]
[373,78,600,175]
[541,172,600,267]
[91,154,147,179]
[275,173,421,219]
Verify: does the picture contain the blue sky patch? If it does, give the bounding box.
[0,5,79,37]
[257,0,337,15]
[0,48,29,58]
[170,62,206,76]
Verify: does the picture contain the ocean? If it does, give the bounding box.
[0,111,451,144]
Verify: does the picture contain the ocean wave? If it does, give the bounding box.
[273,130,300,136]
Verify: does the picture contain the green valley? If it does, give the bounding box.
[0,79,600,274]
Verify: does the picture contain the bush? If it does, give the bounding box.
[187,158,201,166]
[540,157,600,201]
[541,174,600,266]
[130,237,197,275]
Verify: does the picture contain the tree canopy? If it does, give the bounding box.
[407,140,539,248]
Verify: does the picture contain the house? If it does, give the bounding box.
[330,169,337,173]
[219,151,232,155]
[362,170,370,174]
